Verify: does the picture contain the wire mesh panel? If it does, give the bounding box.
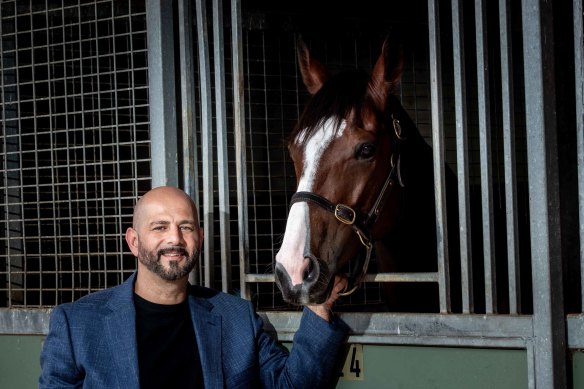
[0,0,150,308]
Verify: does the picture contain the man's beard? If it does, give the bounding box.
[138,245,199,281]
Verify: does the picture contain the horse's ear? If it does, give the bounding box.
[296,36,329,95]
[369,37,404,109]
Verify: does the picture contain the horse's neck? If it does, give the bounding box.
[373,241,396,273]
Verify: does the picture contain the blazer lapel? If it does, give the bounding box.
[189,296,224,389]
[104,274,140,389]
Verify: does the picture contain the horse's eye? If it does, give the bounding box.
[356,143,376,159]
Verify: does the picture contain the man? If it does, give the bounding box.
[39,186,349,388]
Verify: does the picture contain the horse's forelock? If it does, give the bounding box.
[294,116,345,146]
[291,70,369,147]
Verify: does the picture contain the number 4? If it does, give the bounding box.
[340,344,364,380]
[349,346,361,377]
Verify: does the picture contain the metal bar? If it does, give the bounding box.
[574,0,584,312]
[343,336,528,348]
[427,0,451,313]
[499,0,521,315]
[177,0,198,200]
[245,272,440,283]
[212,0,232,293]
[195,0,215,288]
[451,0,474,314]
[245,274,275,283]
[260,311,534,347]
[231,0,251,300]
[521,0,567,387]
[146,0,178,186]
[0,308,53,335]
[1,308,535,348]
[3,312,584,350]
[177,0,201,286]
[363,273,439,283]
[475,0,497,314]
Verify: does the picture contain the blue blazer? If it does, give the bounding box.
[39,273,349,388]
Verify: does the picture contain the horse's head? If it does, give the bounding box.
[274,37,405,305]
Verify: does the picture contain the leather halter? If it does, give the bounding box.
[289,114,406,296]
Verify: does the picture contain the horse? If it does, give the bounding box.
[273,36,461,313]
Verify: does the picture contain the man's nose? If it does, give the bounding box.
[166,225,184,244]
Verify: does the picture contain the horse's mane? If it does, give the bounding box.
[290,69,370,146]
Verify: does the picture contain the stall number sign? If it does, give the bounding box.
[340,344,364,380]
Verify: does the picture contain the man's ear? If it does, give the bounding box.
[125,227,139,257]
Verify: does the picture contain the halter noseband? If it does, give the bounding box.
[289,114,406,296]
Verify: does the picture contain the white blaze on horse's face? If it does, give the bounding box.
[275,118,346,287]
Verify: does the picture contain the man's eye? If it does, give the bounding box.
[181,226,194,231]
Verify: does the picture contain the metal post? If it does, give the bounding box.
[177,0,201,285]
[498,0,521,314]
[451,0,473,314]
[212,0,232,293]
[231,0,251,300]
[522,0,567,387]
[428,0,451,313]
[474,0,497,314]
[574,0,584,312]
[195,0,215,288]
[146,0,178,186]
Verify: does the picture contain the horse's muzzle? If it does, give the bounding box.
[274,254,331,305]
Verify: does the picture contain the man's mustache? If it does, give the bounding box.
[157,246,189,257]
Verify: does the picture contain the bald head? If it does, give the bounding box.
[133,186,199,231]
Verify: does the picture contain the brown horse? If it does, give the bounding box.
[274,37,460,312]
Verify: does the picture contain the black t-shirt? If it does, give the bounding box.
[134,293,204,389]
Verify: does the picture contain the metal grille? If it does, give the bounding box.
[236,3,535,314]
[0,0,150,307]
[240,25,439,310]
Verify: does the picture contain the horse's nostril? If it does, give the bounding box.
[305,260,314,281]
[304,255,319,283]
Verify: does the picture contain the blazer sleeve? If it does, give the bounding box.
[257,307,349,388]
[39,305,84,389]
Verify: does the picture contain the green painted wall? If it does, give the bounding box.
[333,344,527,388]
[574,351,584,389]
[1,335,582,388]
[0,335,44,389]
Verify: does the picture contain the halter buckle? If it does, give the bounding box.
[392,115,406,140]
[338,284,359,297]
[355,229,372,249]
[334,204,356,225]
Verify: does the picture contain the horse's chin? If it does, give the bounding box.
[306,277,335,305]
